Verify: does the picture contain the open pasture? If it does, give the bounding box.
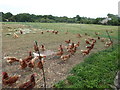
[2,22,118,88]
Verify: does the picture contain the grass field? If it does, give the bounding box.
[2,22,118,88]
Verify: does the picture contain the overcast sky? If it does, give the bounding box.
[0,0,119,18]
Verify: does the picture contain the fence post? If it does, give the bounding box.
[34,41,46,90]
[106,30,114,50]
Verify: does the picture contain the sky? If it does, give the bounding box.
[0,0,119,18]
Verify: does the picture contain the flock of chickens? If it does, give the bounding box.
[13,29,59,38]
[3,29,113,89]
[3,42,47,89]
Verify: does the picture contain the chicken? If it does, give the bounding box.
[73,46,77,52]
[95,32,99,35]
[86,45,92,49]
[37,60,44,69]
[13,33,19,38]
[81,49,90,56]
[52,30,55,33]
[86,44,94,50]
[29,51,32,56]
[19,73,37,90]
[65,39,71,44]
[46,30,49,32]
[68,42,74,49]
[98,36,100,40]
[92,39,96,43]
[33,52,46,60]
[20,30,23,34]
[23,51,33,63]
[2,72,9,80]
[40,45,45,51]
[41,31,43,34]
[4,57,19,64]
[68,47,77,55]
[19,59,27,69]
[50,30,54,33]
[76,34,82,38]
[2,72,20,85]
[67,47,71,52]
[41,31,44,34]
[58,45,63,52]
[105,41,113,47]
[86,41,95,49]
[55,51,63,56]
[65,31,68,34]
[91,43,95,48]
[67,43,74,52]
[88,37,95,41]
[85,39,91,44]
[100,38,106,42]
[54,31,58,34]
[74,41,80,47]
[60,54,71,61]
[27,57,38,69]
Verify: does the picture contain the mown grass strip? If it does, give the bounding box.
[55,45,119,88]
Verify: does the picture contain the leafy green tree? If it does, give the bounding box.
[94,18,105,24]
[1,12,5,21]
[13,13,32,22]
[3,12,13,21]
[40,18,46,23]
[67,18,75,23]
[75,15,81,23]
[107,13,119,25]
[2,12,120,26]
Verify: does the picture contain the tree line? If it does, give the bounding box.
[1,12,120,26]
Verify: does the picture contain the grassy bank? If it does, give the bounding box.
[55,45,119,88]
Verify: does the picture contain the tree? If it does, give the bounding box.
[75,15,81,23]
[94,18,105,24]
[107,13,119,25]
[12,13,32,22]
[67,18,75,23]
[1,12,5,21]
[2,12,120,26]
[3,12,13,21]
[40,18,46,23]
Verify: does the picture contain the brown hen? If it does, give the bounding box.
[19,73,37,90]
[2,72,20,85]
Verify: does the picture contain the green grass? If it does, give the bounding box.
[3,22,118,38]
[54,45,119,88]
